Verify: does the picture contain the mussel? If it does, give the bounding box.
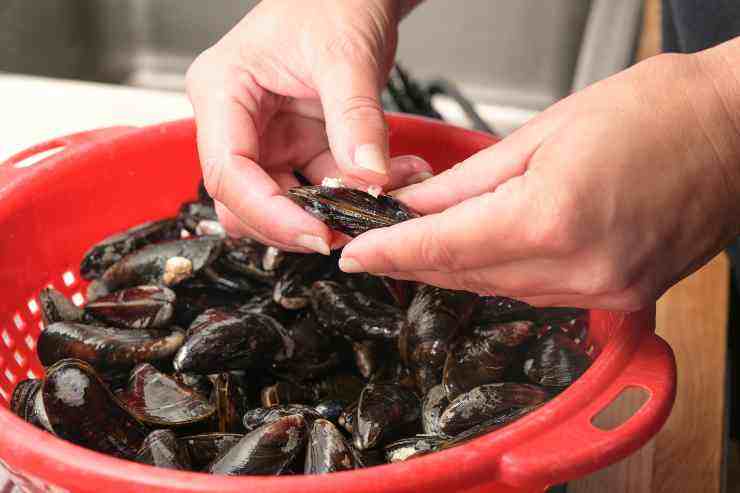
[311,281,405,341]
[42,359,149,459]
[136,429,193,470]
[287,185,420,237]
[243,405,322,433]
[117,363,215,427]
[401,285,478,393]
[10,378,49,431]
[524,332,591,390]
[172,309,286,374]
[93,236,222,298]
[207,414,307,476]
[384,435,443,463]
[421,384,449,436]
[305,419,355,474]
[80,218,180,280]
[273,253,338,310]
[39,287,85,326]
[437,383,550,437]
[353,383,420,450]
[38,321,185,372]
[85,285,175,329]
[180,433,244,470]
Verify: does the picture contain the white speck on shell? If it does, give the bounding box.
[321,177,343,188]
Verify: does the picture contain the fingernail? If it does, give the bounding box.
[339,257,364,273]
[354,144,388,175]
[405,171,434,185]
[295,234,331,255]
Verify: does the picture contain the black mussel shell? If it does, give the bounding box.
[313,373,365,404]
[439,404,544,450]
[384,434,443,463]
[207,414,308,476]
[136,429,193,470]
[352,340,383,379]
[274,253,338,310]
[95,236,222,298]
[314,400,346,423]
[172,286,243,328]
[304,419,355,474]
[218,237,275,284]
[287,186,420,237]
[473,296,536,325]
[243,405,322,433]
[351,446,386,468]
[117,363,215,427]
[39,287,85,326]
[524,332,591,390]
[271,311,339,381]
[42,359,149,459]
[421,384,449,436]
[238,289,295,325]
[473,320,538,348]
[85,285,175,329]
[311,281,405,341]
[341,273,401,307]
[172,309,284,374]
[438,383,550,437]
[180,433,244,471]
[178,201,217,234]
[197,264,262,295]
[10,378,48,431]
[38,322,184,372]
[443,329,515,400]
[173,372,213,397]
[401,285,478,394]
[80,218,181,280]
[354,383,421,450]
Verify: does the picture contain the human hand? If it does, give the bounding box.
[339,50,740,310]
[186,0,431,254]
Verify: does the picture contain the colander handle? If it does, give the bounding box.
[0,127,135,175]
[498,333,676,488]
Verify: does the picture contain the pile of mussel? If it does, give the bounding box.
[11,181,593,476]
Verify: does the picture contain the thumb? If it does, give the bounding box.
[315,54,390,186]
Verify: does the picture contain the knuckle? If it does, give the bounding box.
[528,187,581,256]
[581,258,631,296]
[321,29,375,64]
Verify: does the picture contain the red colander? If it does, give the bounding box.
[0,115,675,493]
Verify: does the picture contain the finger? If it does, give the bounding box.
[214,201,318,253]
[187,63,333,254]
[390,100,577,214]
[340,174,537,274]
[314,54,390,185]
[301,152,433,190]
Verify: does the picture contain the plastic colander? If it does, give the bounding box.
[0,115,675,493]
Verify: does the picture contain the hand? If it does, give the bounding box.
[186,0,431,254]
[339,49,740,310]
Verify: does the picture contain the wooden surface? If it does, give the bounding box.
[570,253,730,492]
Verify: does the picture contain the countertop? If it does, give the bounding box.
[0,73,193,164]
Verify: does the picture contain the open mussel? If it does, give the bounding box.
[85,285,175,329]
[92,236,222,299]
[39,287,85,326]
[524,332,591,390]
[354,383,420,450]
[173,309,286,374]
[401,285,478,393]
[38,321,184,372]
[207,414,308,476]
[305,419,355,474]
[117,363,215,427]
[311,281,405,341]
[80,218,180,280]
[136,429,193,470]
[437,383,550,437]
[42,359,149,459]
[287,185,420,237]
